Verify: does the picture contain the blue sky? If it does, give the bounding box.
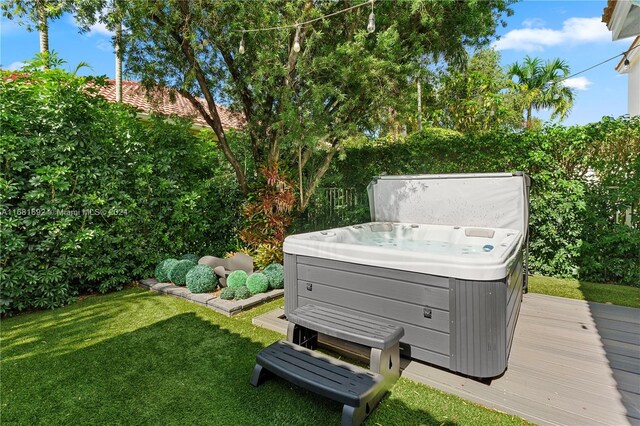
[0,1,634,125]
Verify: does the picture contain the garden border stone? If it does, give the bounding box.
[138,278,283,316]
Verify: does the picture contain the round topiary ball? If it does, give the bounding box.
[186,264,217,293]
[169,259,197,286]
[227,270,248,289]
[234,286,251,300]
[155,259,178,282]
[263,263,284,289]
[219,286,235,300]
[181,253,199,262]
[246,272,269,295]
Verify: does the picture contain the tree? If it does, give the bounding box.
[95,0,513,203]
[507,55,575,128]
[424,48,523,133]
[1,0,74,60]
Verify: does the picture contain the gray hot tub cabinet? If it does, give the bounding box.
[284,173,530,378]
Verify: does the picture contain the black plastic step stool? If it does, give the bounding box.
[250,340,384,426]
[250,304,404,425]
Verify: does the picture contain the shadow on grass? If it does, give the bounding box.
[577,280,640,308]
[1,291,451,425]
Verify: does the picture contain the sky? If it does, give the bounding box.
[0,1,634,125]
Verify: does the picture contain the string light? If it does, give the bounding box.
[235,0,374,54]
[367,0,375,34]
[293,25,301,53]
[623,58,630,72]
[239,32,245,54]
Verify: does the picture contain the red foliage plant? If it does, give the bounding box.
[240,166,296,258]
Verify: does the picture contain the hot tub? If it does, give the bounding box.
[284,173,531,378]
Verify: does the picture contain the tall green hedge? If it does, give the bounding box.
[303,117,640,285]
[0,69,242,314]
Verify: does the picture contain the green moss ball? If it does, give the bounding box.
[155,258,178,282]
[234,286,251,300]
[181,253,199,262]
[246,272,269,295]
[263,263,284,289]
[227,270,248,289]
[219,287,235,300]
[168,259,197,286]
[186,265,217,293]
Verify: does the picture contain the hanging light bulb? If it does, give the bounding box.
[623,57,630,72]
[239,32,245,55]
[293,25,301,53]
[367,0,375,33]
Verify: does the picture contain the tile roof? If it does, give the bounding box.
[97,79,245,130]
[602,0,617,25]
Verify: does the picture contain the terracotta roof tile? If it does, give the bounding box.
[97,79,245,130]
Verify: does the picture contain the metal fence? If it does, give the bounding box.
[295,187,369,232]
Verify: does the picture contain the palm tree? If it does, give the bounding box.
[507,56,574,128]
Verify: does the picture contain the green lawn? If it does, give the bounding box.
[0,288,530,426]
[528,275,640,308]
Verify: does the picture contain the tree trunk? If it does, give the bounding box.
[526,106,532,129]
[417,79,422,132]
[115,20,123,102]
[37,2,49,61]
[300,148,337,211]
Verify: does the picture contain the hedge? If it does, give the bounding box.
[0,68,243,314]
[300,117,639,285]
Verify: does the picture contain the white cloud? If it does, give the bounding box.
[562,77,592,91]
[7,61,25,71]
[87,21,113,36]
[96,39,113,52]
[493,17,611,52]
[522,18,545,29]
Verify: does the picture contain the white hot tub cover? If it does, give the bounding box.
[367,172,531,240]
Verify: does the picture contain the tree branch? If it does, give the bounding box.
[151,5,247,194]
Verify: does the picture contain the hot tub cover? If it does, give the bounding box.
[367,172,531,240]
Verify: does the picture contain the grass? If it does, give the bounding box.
[0,288,531,426]
[528,275,640,308]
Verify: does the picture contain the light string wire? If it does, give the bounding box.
[234,0,373,34]
[554,43,639,85]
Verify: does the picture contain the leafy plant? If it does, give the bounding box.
[168,260,197,286]
[234,286,251,300]
[155,259,179,282]
[0,64,242,314]
[246,273,269,295]
[263,263,284,289]
[219,286,235,300]
[226,270,248,290]
[186,265,217,293]
[181,253,199,263]
[240,166,295,267]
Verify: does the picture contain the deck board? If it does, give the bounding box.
[402,293,640,425]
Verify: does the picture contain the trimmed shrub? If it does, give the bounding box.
[169,260,197,286]
[234,286,251,300]
[0,62,244,315]
[219,287,236,300]
[263,263,284,289]
[246,273,269,295]
[227,270,248,289]
[186,264,217,293]
[155,258,178,282]
[181,253,199,263]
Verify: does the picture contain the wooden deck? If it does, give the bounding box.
[253,293,640,425]
[402,293,640,426]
